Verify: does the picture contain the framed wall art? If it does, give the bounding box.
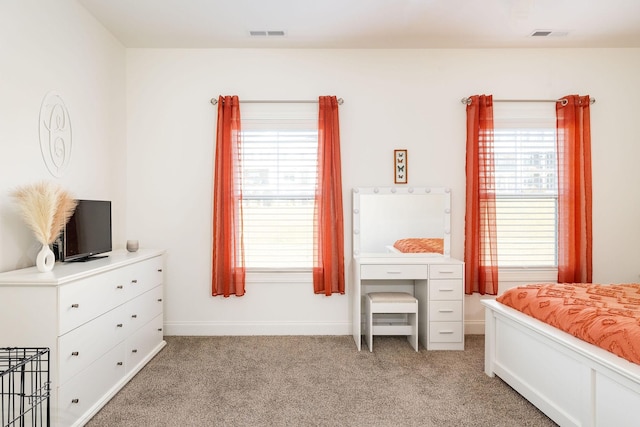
[394,149,407,184]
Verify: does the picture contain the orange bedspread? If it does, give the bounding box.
[393,238,444,254]
[497,283,640,365]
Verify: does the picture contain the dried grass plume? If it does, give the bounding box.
[12,182,78,245]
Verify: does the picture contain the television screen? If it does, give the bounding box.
[62,199,112,262]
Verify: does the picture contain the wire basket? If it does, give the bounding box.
[0,348,50,427]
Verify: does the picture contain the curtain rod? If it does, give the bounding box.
[210,98,344,105]
[460,97,595,105]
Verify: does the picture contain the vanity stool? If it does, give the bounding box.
[365,292,419,352]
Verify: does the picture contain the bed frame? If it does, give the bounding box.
[482,299,640,427]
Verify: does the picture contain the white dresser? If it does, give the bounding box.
[0,249,166,427]
[353,256,465,351]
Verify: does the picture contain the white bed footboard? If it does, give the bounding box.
[482,299,640,427]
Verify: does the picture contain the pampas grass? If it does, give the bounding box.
[12,181,78,245]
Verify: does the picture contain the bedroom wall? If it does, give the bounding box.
[126,48,640,335]
[4,4,638,341]
[0,1,127,272]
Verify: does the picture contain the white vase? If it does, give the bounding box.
[36,243,55,272]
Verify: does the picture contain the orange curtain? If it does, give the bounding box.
[556,95,593,283]
[464,95,499,295]
[212,95,245,297]
[313,96,345,296]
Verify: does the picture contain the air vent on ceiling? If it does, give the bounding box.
[250,30,286,37]
[530,30,569,37]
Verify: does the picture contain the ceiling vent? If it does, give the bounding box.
[249,30,286,37]
[530,30,569,37]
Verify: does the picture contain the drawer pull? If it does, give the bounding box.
[117,362,123,366]
[131,314,138,318]
[71,399,79,404]
[437,270,456,274]
[158,269,163,272]
[71,303,79,308]
[438,288,455,292]
[117,323,123,328]
[157,298,163,302]
[439,330,455,334]
[131,279,138,284]
[385,271,403,275]
[439,309,454,313]
[116,285,123,289]
[71,351,79,356]
[132,349,138,353]
[158,328,163,332]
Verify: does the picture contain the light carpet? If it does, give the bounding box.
[86,335,557,427]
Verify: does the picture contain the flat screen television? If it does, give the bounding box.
[61,199,112,262]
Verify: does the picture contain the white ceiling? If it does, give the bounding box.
[78,0,640,49]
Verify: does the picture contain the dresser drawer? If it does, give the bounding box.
[429,264,463,279]
[360,264,428,280]
[429,300,463,322]
[58,271,128,334]
[429,321,463,343]
[125,313,164,374]
[57,341,126,427]
[58,304,128,385]
[124,285,164,334]
[429,279,463,300]
[124,256,164,299]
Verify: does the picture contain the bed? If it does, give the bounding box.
[482,283,640,427]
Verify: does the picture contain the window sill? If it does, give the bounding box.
[498,266,557,282]
[246,269,312,284]
[245,267,559,285]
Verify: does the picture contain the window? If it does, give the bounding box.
[240,103,318,270]
[493,103,558,268]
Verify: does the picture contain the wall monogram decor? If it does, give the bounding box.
[39,92,72,177]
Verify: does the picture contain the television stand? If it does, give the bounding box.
[66,254,109,263]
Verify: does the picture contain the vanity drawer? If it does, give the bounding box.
[429,321,463,343]
[360,264,428,280]
[429,300,463,322]
[429,279,463,300]
[429,264,463,279]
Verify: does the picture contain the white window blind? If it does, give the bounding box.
[240,103,318,270]
[493,103,558,267]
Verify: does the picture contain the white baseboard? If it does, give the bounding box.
[464,319,485,335]
[164,320,485,337]
[164,320,351,336]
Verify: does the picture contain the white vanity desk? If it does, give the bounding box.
[351,187,464,351]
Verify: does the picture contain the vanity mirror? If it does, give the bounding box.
[352,187,451,257]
